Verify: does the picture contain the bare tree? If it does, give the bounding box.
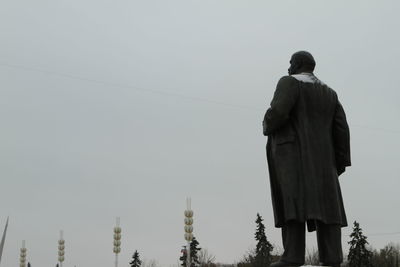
[141,259,159,267]
[305,248,319,265]
[371,243,400,267]
[198,248,216,267]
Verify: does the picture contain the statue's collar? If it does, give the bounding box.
[291,72,321,84]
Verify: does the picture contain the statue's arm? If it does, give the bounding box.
[263,76,299,136]
[333,98,351,175]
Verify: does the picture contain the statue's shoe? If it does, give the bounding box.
[270,261,302,267]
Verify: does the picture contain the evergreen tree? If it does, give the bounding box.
[129,250,141,267]
[180,245,188,267]
[179,237,202,267]
[348,221,373,267]
[254,213,274,267]
[190,237,201,267]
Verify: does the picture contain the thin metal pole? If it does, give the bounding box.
[186,241,191,267]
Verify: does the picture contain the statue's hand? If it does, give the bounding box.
[337,166,345,176]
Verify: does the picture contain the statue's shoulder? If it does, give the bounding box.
[279,75,298,82]
[290,73,329,88]
[277,75,299,88]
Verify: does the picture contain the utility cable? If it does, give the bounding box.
[1,61,399,134]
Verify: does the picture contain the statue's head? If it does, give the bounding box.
[288,51,316,75]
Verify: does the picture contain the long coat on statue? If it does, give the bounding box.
[263,73,351,232]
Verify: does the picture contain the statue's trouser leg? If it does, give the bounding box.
[281,220,305,265]
[315,221,343,264]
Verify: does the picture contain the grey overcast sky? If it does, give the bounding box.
[1,0,400,266]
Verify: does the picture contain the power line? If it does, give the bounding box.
[0,62,261,112]
[351,123,400,135]
[369,231,400,237]
[1,61,399,134]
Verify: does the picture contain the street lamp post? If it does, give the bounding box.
[20,240,26,267]
[184,198,194,267]
[113,217,121,267]
[58,230,65,267]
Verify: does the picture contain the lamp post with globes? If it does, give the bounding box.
[19,240,26,267]
[58,231,65,267]
[113,217,121,267]
[184,198,194,267]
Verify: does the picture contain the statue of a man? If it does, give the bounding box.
[263,51,351,267]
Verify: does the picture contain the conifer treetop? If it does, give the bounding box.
[348,221,373,267]
[254,213,273,267]
[130,250,142,267]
